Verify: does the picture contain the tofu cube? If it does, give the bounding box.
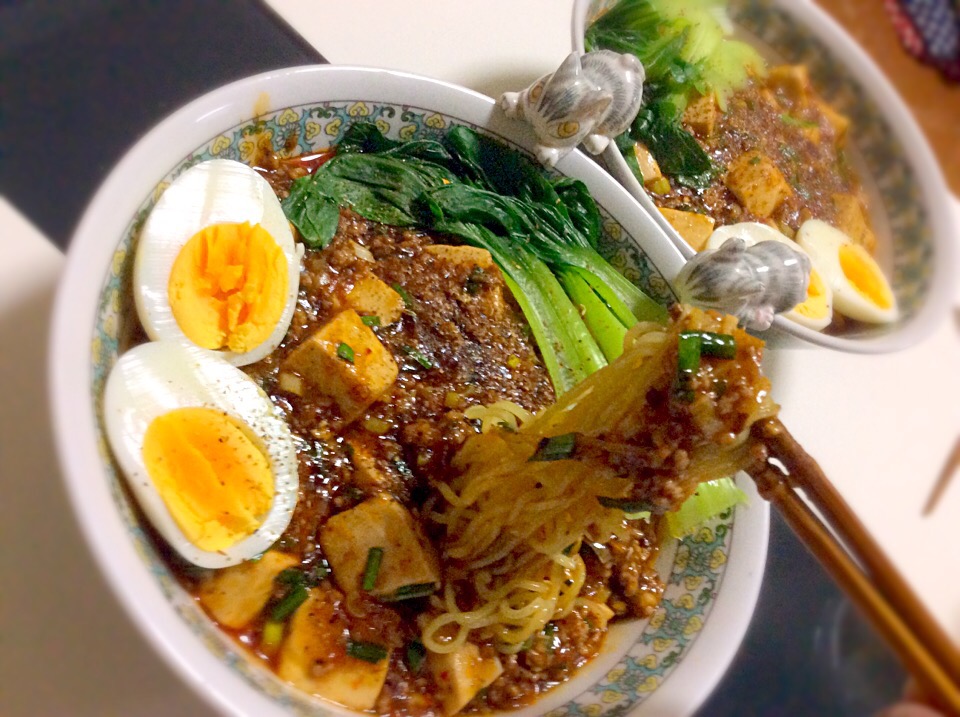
[816,99,850,146]
[347,441,391,491]
[347,274,405,325]
[724,151,793,218]
[319,495,440,599]
[657,207,716,252]
[424,244,495,270]
[832,193,877,253]
[766,64,811,107]
[424,245,506,319]
[283,309,398,423]
[428,643,504,716]
[631,142,662,183]
[683,93,720,138]
[278,590,389,711]
[197,551,299,628]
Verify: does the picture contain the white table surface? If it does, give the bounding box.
[2,1,958,715]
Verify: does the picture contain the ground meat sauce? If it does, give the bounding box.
[162,157,666,714]
[657,72,866,238]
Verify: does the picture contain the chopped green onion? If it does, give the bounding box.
[337,342,355,363]
[381,582,437,601]
[407,640,427,673]
[402,345,433,369]
[271,583,308,621]
[392,283,415,309]
[262,620,285,648]
[362,547,384,591]
[347,639,388,663]
[529,433,578,462]
[361,315,381,327]
[780,113,819,129]
[598,496,655,513]
[696,331,737,359]
[363,417,392,434]
[307,559,330,585]
[677,332,702,375]
[276,568,305,587]
[465,266,484,295]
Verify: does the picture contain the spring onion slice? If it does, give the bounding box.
[337,342,355,363]
[362,547,384,591]
[529,433,578,462]
[406,640,427,673]
[347,640,388,663]
[271,583,309,621]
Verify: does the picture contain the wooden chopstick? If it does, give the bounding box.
[924,436,960,515]
[750,418,960,715]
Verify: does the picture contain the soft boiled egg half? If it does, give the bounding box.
[797,219,899,325]
[706,222,834,331]
[103,341,299,568]
[134,159,302,367]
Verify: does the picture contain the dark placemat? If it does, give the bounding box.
[0,0,325,249]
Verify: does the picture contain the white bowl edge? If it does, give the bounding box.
[48,63,768,717]
[572,0,958,354]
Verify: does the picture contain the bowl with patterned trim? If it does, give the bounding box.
[573,0,957,353]
[49,65,769,717]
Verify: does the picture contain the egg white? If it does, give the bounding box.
[796,219,899,324]
[134,158,302,366]
[103,340,299,568]
[706,222,834,331]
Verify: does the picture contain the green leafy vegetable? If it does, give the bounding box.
[585,0,766,187]
[282,123,668,395]
[630,102,715,188]
[664,477,748,537]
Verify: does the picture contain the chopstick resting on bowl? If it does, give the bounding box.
[749,418,960,715]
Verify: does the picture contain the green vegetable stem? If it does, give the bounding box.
[282,123,668,395]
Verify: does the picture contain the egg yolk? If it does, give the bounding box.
[794,268,830,319]
[838,244,894,309]
[168,222,287,353]
[142,406,274,551]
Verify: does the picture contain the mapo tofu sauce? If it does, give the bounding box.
[654,65,876,253]
[163,189,665,715]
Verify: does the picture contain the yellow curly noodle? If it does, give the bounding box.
[462,401,532,434]
[424,307,778,655]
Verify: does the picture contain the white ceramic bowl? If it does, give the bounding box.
[572,0,957,353]
[49,65,768,717]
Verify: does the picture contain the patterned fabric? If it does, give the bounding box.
[885,0,960,80]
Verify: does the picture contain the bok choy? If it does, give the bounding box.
[281,123,667,394]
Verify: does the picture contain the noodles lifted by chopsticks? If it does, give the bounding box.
[425,306,779,654]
